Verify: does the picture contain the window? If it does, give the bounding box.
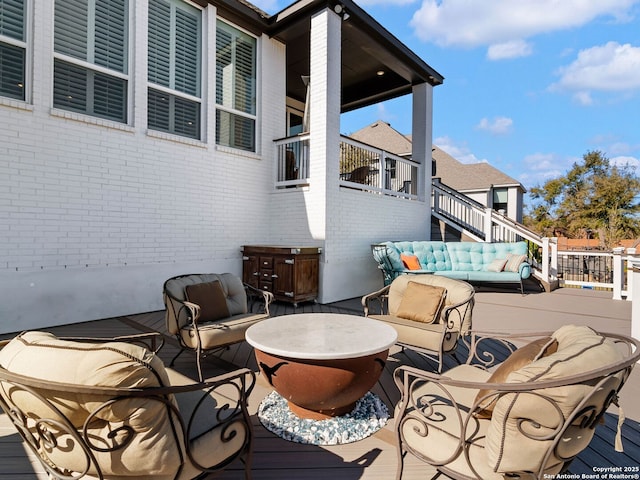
[53,0,129,122]
[148,0,201,139]
[216,20,256,152]
[493,188,508,212]
[0,0,26,101]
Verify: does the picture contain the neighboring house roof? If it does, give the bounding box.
[349,120,412,156]
[432,145,525,193]
[348,120,525,193]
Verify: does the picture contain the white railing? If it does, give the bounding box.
[432,178,558,286]
[339,137,419,200]
[274,134,420,199]
[558,248,638,300]
[274,134,311,188]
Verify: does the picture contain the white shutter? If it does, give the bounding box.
[94,0,127,73]
[148,0,171,87]
[54,0,88,60]
[174,7,200,96]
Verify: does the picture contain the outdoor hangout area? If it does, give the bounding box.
[1,275,639,480]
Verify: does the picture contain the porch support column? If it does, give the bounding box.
[412,83,434,204]
[308,8,342,302]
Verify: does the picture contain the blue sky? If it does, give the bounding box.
[252,0,640,193]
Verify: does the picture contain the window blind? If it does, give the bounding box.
[0,0,26,100]
[147,0,201,139]
[215,20,256,152]
[53,0,128,122]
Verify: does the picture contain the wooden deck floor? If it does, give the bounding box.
[1,286,639,479]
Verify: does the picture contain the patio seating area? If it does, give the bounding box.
[1,286,638,479]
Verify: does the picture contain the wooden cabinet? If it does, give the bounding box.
[241,245,321,306]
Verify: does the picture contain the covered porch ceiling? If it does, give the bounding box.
[267,0,444,113]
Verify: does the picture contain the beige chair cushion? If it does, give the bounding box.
[185,280,230,323]
[180,312,269,349]
[0,331,184,477]
[485,325,626,473]
[396,281,446,323]
[165,369,250,480]
[474,336,558,418]
[388,274,474,333]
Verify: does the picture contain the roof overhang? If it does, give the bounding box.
[265,0,444,112]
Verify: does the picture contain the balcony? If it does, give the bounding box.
[275,134,420,200]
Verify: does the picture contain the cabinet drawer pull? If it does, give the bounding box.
[284,259,295,265]
[284,292,294,297]
[271,274,278,279]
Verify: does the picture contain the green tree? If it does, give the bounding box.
[524,150,640,248]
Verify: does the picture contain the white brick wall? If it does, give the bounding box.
[0,1,284,332]
[0,1,435,331]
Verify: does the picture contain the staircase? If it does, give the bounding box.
[431,178,559,291]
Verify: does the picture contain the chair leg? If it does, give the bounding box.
[196,352,204,382]
[170,347,185,367]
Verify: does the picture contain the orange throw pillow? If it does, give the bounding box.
[474,336,558,418]
[400,253,421,270]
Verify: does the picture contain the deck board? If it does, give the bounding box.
[1,288,638,479]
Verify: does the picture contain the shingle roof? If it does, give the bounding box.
[432,145,524,192]
[347,121,524,193]
[349,121,412,157]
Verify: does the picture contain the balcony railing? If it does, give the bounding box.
[274,134,311,188]
[274,134,419,199]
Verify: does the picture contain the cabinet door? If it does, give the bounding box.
[242,255,260,289]
[273,257,295,299]
[295,257,319,296]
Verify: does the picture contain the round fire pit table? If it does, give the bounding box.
[245,313,397,420]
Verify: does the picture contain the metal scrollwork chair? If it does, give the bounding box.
[393,326,640,480]
[0,331,255,480]
[163,273,273,381]
[362,274,475,373]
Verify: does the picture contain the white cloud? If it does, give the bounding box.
[476,116,513,135]
[434,136,486,164]
[611,155,640,168]
[410,0,638,52]
[519,152,570,186]
[573,91,594,105]
[551,42,640,93]
[376,103,396,123]
[487,40,534,60]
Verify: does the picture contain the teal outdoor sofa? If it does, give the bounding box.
[372,241,531,294]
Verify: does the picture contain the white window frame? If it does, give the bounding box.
[52,0,131,123]
[215,19,257,153]
[147,0,203,140]
[0,0,29,103]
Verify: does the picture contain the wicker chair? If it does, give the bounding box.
[393,326,640,480]
[163,273,273,381]
[0,331,255,480]
[362,274,475,373]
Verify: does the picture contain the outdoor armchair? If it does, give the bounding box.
[362,274,474,373]
[393,326,640,480]
[0,331,255,480]
[163,273,273,381]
